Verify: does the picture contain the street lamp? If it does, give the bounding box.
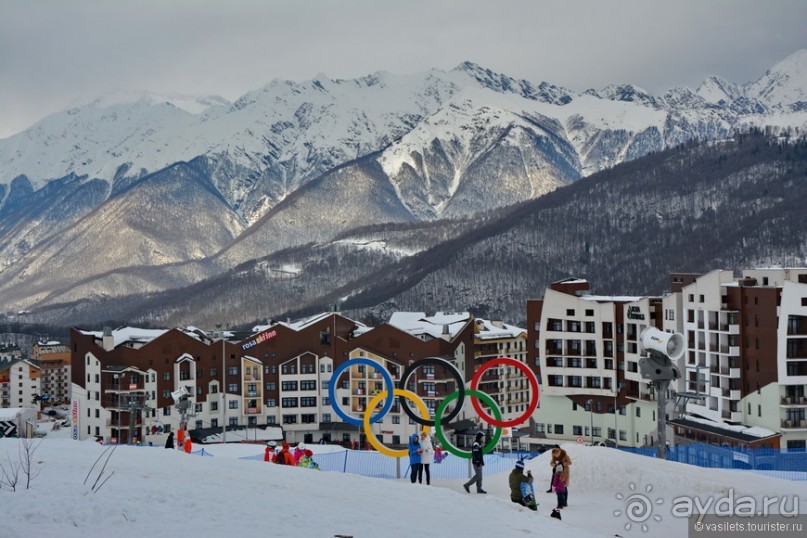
[214,329,227,444]
[586,399,594,445]
[614,387,620,449]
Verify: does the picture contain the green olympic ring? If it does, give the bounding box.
[434,389,502,458]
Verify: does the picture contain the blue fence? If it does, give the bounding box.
[619,443,807,480]
[240,449,539,480]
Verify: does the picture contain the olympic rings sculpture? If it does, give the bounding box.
[328,356,540,459]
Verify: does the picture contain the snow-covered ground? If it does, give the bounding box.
[2,423,805,538]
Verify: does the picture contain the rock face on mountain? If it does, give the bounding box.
[0,51,806,323]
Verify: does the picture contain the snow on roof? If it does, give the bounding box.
[581,295,644,303]
[388,311,471,339]
[683,415,777,439]
[250,313,367,336]
[80,327,172,347]
[474,319,526,340]
[0,407,34,420]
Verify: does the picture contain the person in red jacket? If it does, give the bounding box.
[176,428,185,450]
[273,442,294,465]
[183,437,192,454]
[264,442,276,462]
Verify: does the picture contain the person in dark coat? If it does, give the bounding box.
[407,433,422,483]
[463,431,486,494]
[509,460,533,505]
[164,431,174,449]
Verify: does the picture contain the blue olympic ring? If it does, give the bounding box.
[328,357,395,426]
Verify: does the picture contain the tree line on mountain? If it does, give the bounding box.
[14,131,807,331]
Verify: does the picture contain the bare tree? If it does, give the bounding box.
[18,437,42,490]
[0,451,21,492]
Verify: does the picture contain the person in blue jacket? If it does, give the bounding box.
[408,433,422,483]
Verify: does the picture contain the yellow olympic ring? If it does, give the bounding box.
[363,388,430,458]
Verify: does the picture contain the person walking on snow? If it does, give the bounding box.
[164,431,174,449]
[419,431,434,485]
[408,433,422,483]
[463,431,487,494]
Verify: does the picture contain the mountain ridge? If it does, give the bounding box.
[1,52,806,323]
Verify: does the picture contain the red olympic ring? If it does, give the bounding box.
[470,357,540,428]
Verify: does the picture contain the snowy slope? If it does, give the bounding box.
[2,428,804,538]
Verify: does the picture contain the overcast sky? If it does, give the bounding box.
[2,0,805,139]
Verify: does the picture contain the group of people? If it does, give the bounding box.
[265,441,319,469]
[163,430,192,453]
[407,431,436,485]
[508,445,571,519]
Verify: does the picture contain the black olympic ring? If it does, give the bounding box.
[398,357,465,427]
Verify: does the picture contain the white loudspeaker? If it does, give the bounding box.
[171,387,190,402]
[640,327,685,360]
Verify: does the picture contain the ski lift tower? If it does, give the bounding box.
[638,327,684,459]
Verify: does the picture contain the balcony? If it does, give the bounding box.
[780,396,807,406]
[106,383,146,393]
[781,419,807,430]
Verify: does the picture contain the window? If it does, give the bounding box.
[211,401,218,411]
[301,414,317,424]
[266,382,276,391]
[210,368,217,377]
[229,400,238,409]
[301,397,317,407]
[282,381,298,391]
[266,399,276,407]
[281,397,298,408]
[322,413,331,423]
[163,407,171,416]
[163,372,171,381]
[566,309,575,316]
[228,383,238,392]
[227,367,238,376]
[282,415,298,424]
[300,380,316,391]
[555,424,564,435]
[573,425,582,436]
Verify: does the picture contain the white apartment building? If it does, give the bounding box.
[672,268,807,450]
[528,279,663,448]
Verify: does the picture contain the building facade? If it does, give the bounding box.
[32,340,72,406]
[528,278,662,448]
[0,359,40,410]
[69,312,539,447]
[671,268,807,450]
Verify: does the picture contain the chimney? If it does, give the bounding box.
[102,326,114,351]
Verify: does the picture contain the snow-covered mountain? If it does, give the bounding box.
[0,50,805,319]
